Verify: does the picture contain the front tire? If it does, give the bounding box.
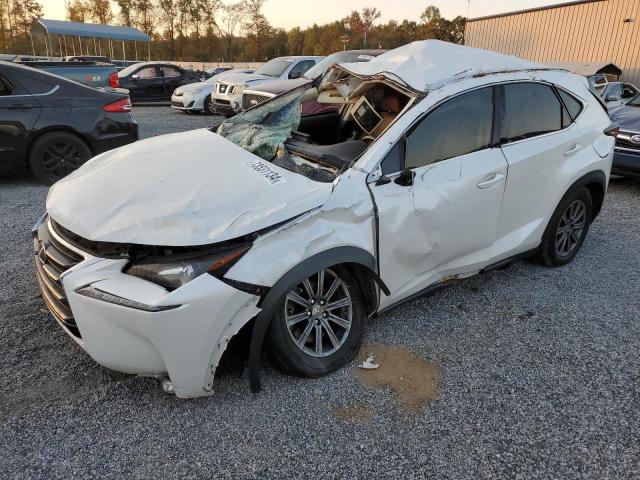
[203,96,217,115]
[29,132,92,185]
[538,187,593,267]
[265,266,366,378]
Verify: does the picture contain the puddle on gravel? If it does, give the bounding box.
[354,344,440,413]
[331,404,374,424]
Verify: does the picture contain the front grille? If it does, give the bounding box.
[33,219,84,338]
[242,93,271,111]
[616,131,640,151]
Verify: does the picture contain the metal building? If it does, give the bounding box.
[465,0,640,84]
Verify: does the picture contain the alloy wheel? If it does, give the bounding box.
[42,142,84,179]
[285,269,353,358]
[555,199,587,258]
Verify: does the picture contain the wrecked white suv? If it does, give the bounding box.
[34,41,615,398]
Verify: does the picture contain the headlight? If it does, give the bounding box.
[124,245,250,291]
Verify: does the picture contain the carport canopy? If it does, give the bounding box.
[31,19,150,42]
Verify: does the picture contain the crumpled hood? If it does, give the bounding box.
[609,105,640,131]
[46,129,333,246]
[219,72,274,86]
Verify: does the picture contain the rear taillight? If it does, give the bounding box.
[109,72,120,88]
[103,97,132,113]
[604,123,619,137]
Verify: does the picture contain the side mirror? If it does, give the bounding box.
[394,169,415,187]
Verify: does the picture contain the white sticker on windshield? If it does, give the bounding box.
[245,161,287,185]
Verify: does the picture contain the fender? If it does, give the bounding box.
[247,246,390,393]
[562,170,608,218]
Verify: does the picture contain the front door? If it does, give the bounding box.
[130,66,164,101]
[371,86,508,308]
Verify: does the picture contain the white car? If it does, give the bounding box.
[211,56,323,115]
[171,69,254,114]
[35,41,614,398]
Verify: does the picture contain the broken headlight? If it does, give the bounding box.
[124,245,251,291]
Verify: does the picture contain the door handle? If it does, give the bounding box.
[477,173,505,189]
[564,144,581,156]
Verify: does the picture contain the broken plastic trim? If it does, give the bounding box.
[76,285,182,312]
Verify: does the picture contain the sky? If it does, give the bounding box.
[40,0,558,28]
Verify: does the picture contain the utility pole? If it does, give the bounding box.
[340,34,349,51]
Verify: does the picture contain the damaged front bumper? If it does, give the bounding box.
[33,216,261,398]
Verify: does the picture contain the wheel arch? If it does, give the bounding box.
[565,170,607,220]
[26,127,94,169]
[247,246,389,393]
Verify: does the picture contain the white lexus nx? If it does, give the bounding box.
[34,41,615,398]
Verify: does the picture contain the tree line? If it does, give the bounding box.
[0,0,466,62]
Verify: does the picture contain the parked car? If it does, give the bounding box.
[16,60,119,89]
[595,81,639,109]
[0,61,137,184]
[240,49,385,113]
[172,69,254,114]
[609,94,640,176]
[63,55,112,63]
[35,41,613,398]
[118,62,201,103]
[205,66,233,77]
[211,56,323,115]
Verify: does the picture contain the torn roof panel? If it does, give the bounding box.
[334,40,548,92]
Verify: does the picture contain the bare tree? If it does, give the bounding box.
[115,0,135,26]
[346,7,381,48]
[244,0,269,60]
[200,0,222,57]
[133,0,155,36]
[66,0,90,22]
[87,0,113,24]
[158,0,177,57]
[217,1,246,61]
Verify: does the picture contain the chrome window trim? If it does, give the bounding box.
[0,84,59,98]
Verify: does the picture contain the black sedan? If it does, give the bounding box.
[117,62,201,103]
[0,61,138,184]
[610,94,640,177]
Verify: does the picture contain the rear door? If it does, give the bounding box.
[496,82,591,255]
[160,66,185,100]
[0,70,42,172]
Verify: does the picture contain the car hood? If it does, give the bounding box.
[46,129,334,246]
[219,72,275,86]
[245,77,310,95]
[174,82,213,94]
[609,105,640,131]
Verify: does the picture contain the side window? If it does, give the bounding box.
[622,84,637,98]
[557,88,583,123]
[161,66,181,78]
[14,73,55,95]
[606,84,623,99]
[289,60,315,79]
[503,83,563,142]
[0,74,15,96]
[135,67,157,79]
[405,87,494,169]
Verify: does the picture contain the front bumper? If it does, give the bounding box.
[211,92,241,115]
[171,92,203,111]
[33,216,261,398]
[613,148,640,176]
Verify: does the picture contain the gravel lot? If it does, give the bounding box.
[1,106,639,479]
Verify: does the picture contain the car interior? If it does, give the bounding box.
[274,80,415,182]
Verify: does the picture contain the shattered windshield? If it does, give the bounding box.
[254,59,294,77]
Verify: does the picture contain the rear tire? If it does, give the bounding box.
[265,266,366,378]
[538,187,593,267]
[29,132,92,185]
